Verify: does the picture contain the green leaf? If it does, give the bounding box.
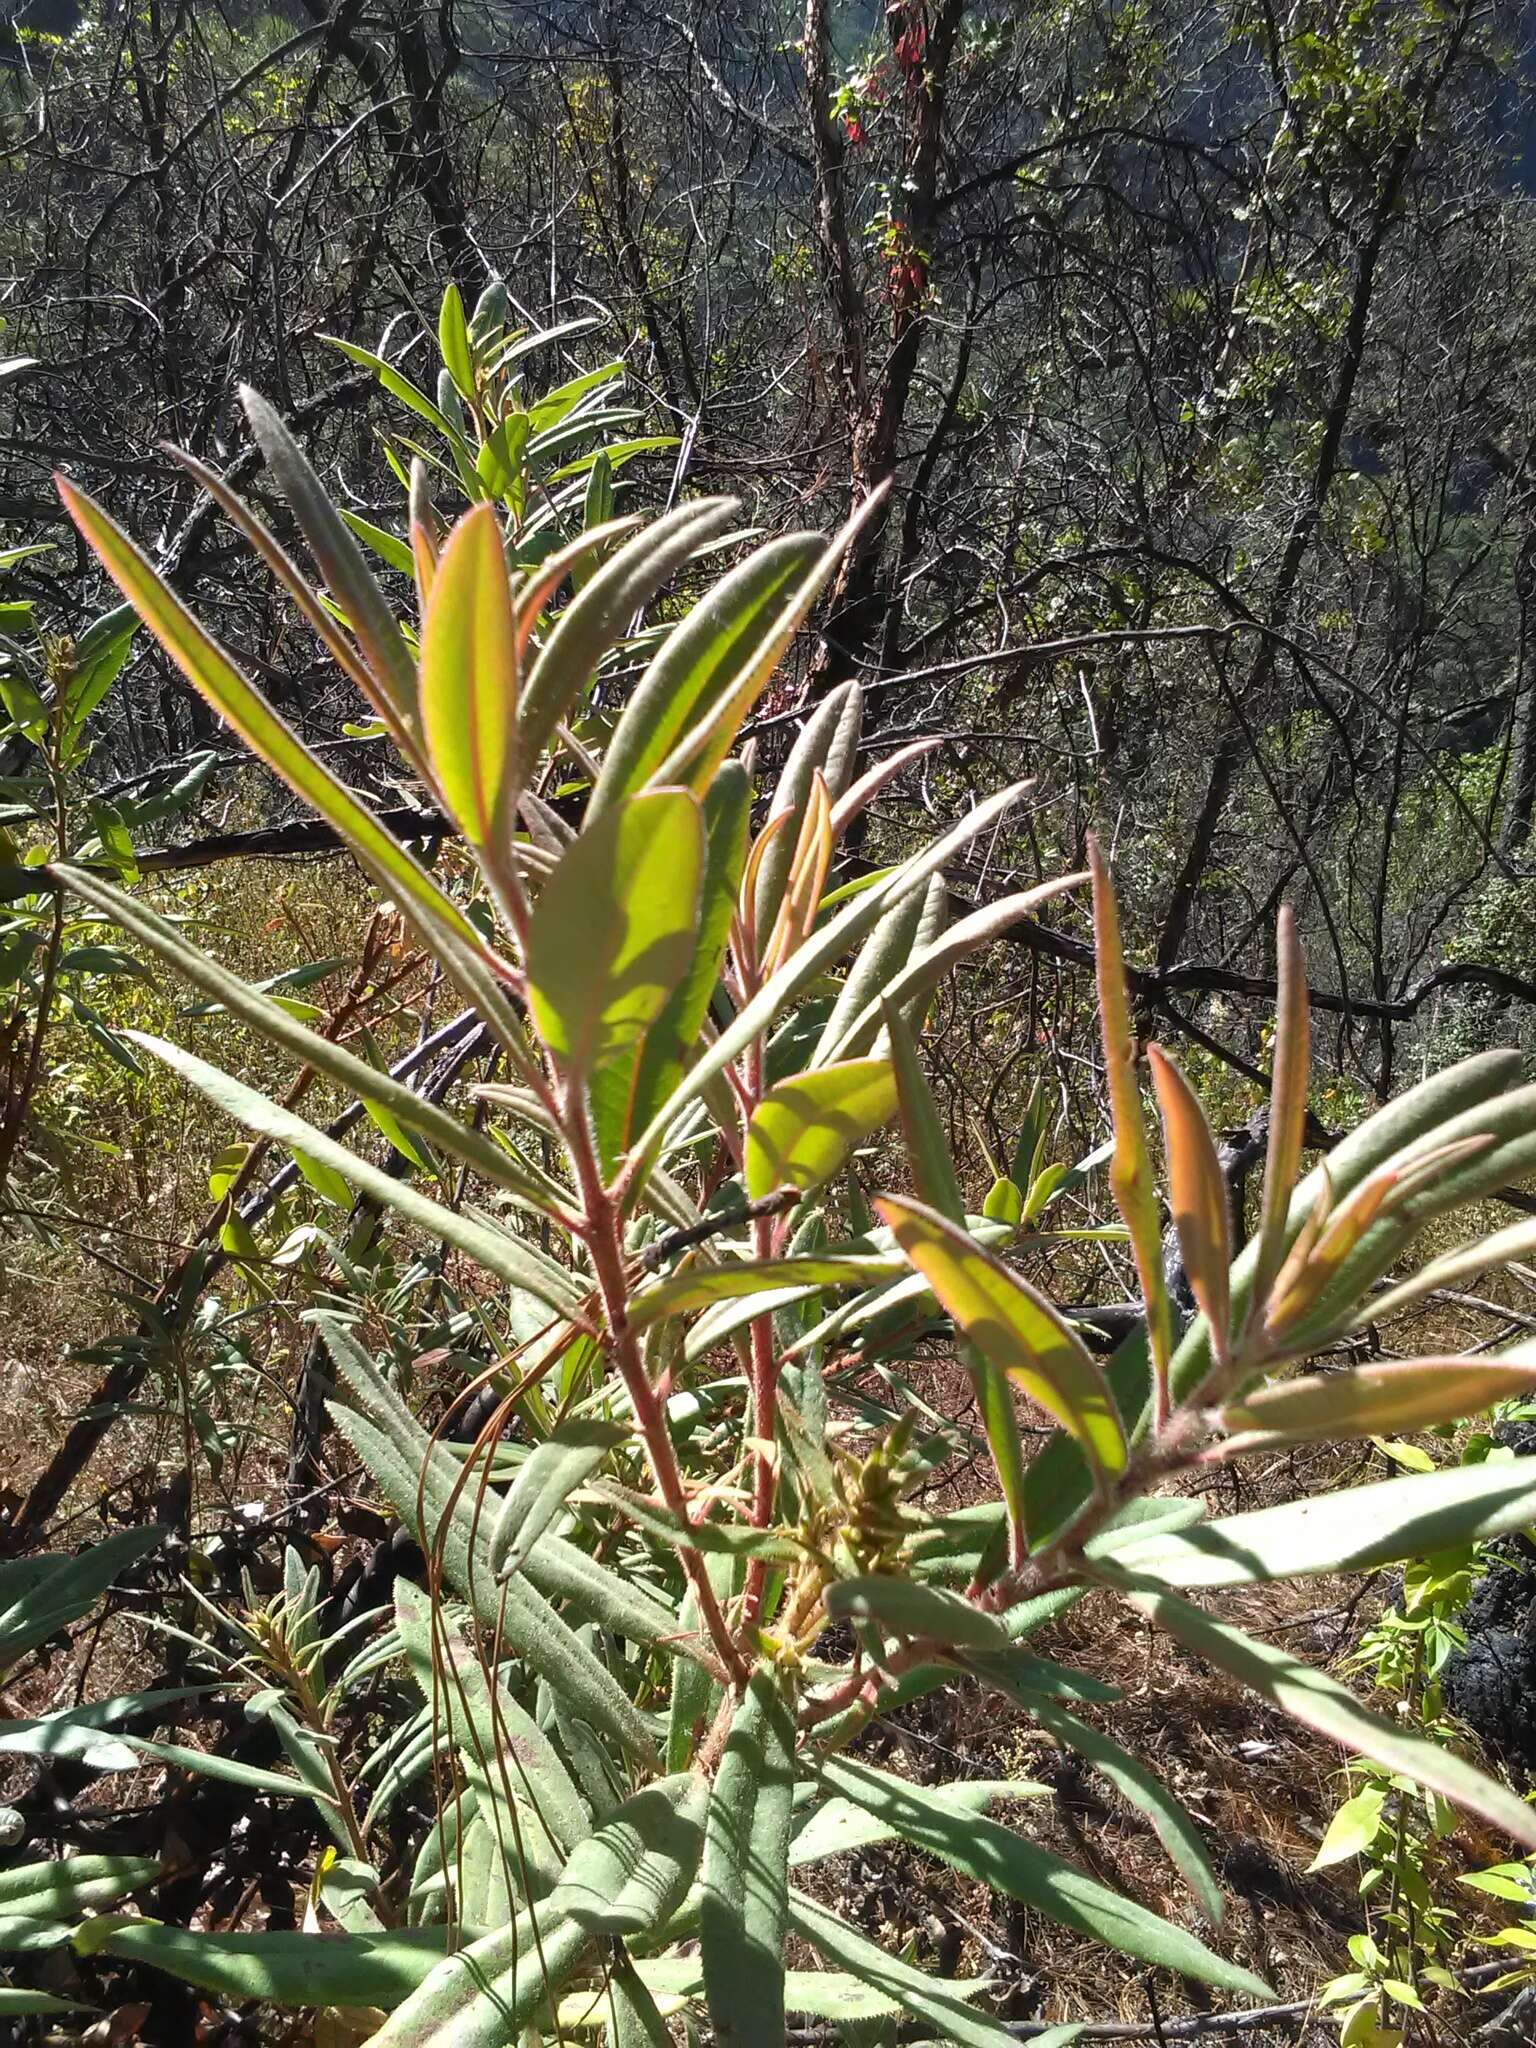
[55,866,563,1218]
[77,1920,456,2009]
[319,1320,665,1764]
[120,1738,333,1804]
[1148,1045,1231,1355]
[519,499,738,762]
[789,1892,1083,2047]
[817,1755,1270,1997]
[0,1525,164,1674]
[527,787,705,1080]
[0,1688,204,1773]
[1103,1458,1536,1587]
[551,1774,707,1934]
[888,1005,965,1221]
[489,1418,627,1580]
[752,682,862,941]
[1114,1581,1536,1851]
[825,1575,1007,1651]
[631,1253,899,1333]
[987,1687,1222,1921]
[55,483,485,961]
[0,1855,160,1919]
[241,388,418,723]
[438,282,476,401]
[1026,1050,1530,1548]
[393,1580,587,1883]
[701,1670,797,2048]
[878,1195,1127,1482]
[366,1905,590,2046]
[127,1033,582,1313]
[0,1991,93,2016]
[790,1780,1048,1868]
[745,1059,898,1201]
[592,536,823,818]
[1089,840,1173,1397]
[1309,1786,1386,1872]
[619,759,751,1151]
[632,783,1033,1182]
[420,504,518,844]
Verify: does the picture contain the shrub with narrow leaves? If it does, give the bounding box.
[41,382,1536,2045]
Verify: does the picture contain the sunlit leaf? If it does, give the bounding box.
[1088,838,1172,1402]
[1219,1352,1536,1448]
[817,1755,1268,1996]
[419,504,518,844]
[526,787,705,1080]
[745,1059,898,1201]
[1147,1044,1230,1357]
[701,1671,796,2048]
[877,1195,1127,1483]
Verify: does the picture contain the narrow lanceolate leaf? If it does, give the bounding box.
[822,875,1085,1064]
[1029,1053,1528,1552]
[519,499,739,761]
[393,1581,589,1864]
[655,499,885,795]
[1219,1353,1536,1449]
[438,281,476,401]
[489,1418,627,1580]
[55,867,565,1217]
[887,1006,965,1221]
[877,1195,1126,1482]
[526,787,705,1080]
[55,481,482,958]
[363,1905,590,2046]
[753,683,861,947]
[590,533,824,818]
[1147,1045,1231,1357]
[996,1690,1223,1923]
[631,1254,899,1332]
[420,504,518,843]
[1250,904,1310,1322]
[127,1033,582,1313]
[789,1891,1083,2048]
[551,1775,707,1935]
[632,781,1033,1183]
[1114,1581,1536,1852]
[241,389,418,724]
[0,1856,160,1919]
[825,1575,1007,1651]
[817,1755,1269,1997]
[74,1922,455,2009]
[1088,837,1171,1395]
[1101,1459,1536,1587]
[0,1525,164,1673]
[701,1671,797,2048]
[1351,1213,1536,1329]
[745,1060,898,1201]
[626,758,750,1136]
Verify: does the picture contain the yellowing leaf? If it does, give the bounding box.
[877,1194,1128,1482]
[1088,838,1171,1401]
[745,1059,897,1201]
[526,788,705,1079]
[1221,1355,1536,1448]
[1147,1044,1231,1356]
[419,504,517,844]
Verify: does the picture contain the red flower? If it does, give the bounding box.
[845,115,866,147]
